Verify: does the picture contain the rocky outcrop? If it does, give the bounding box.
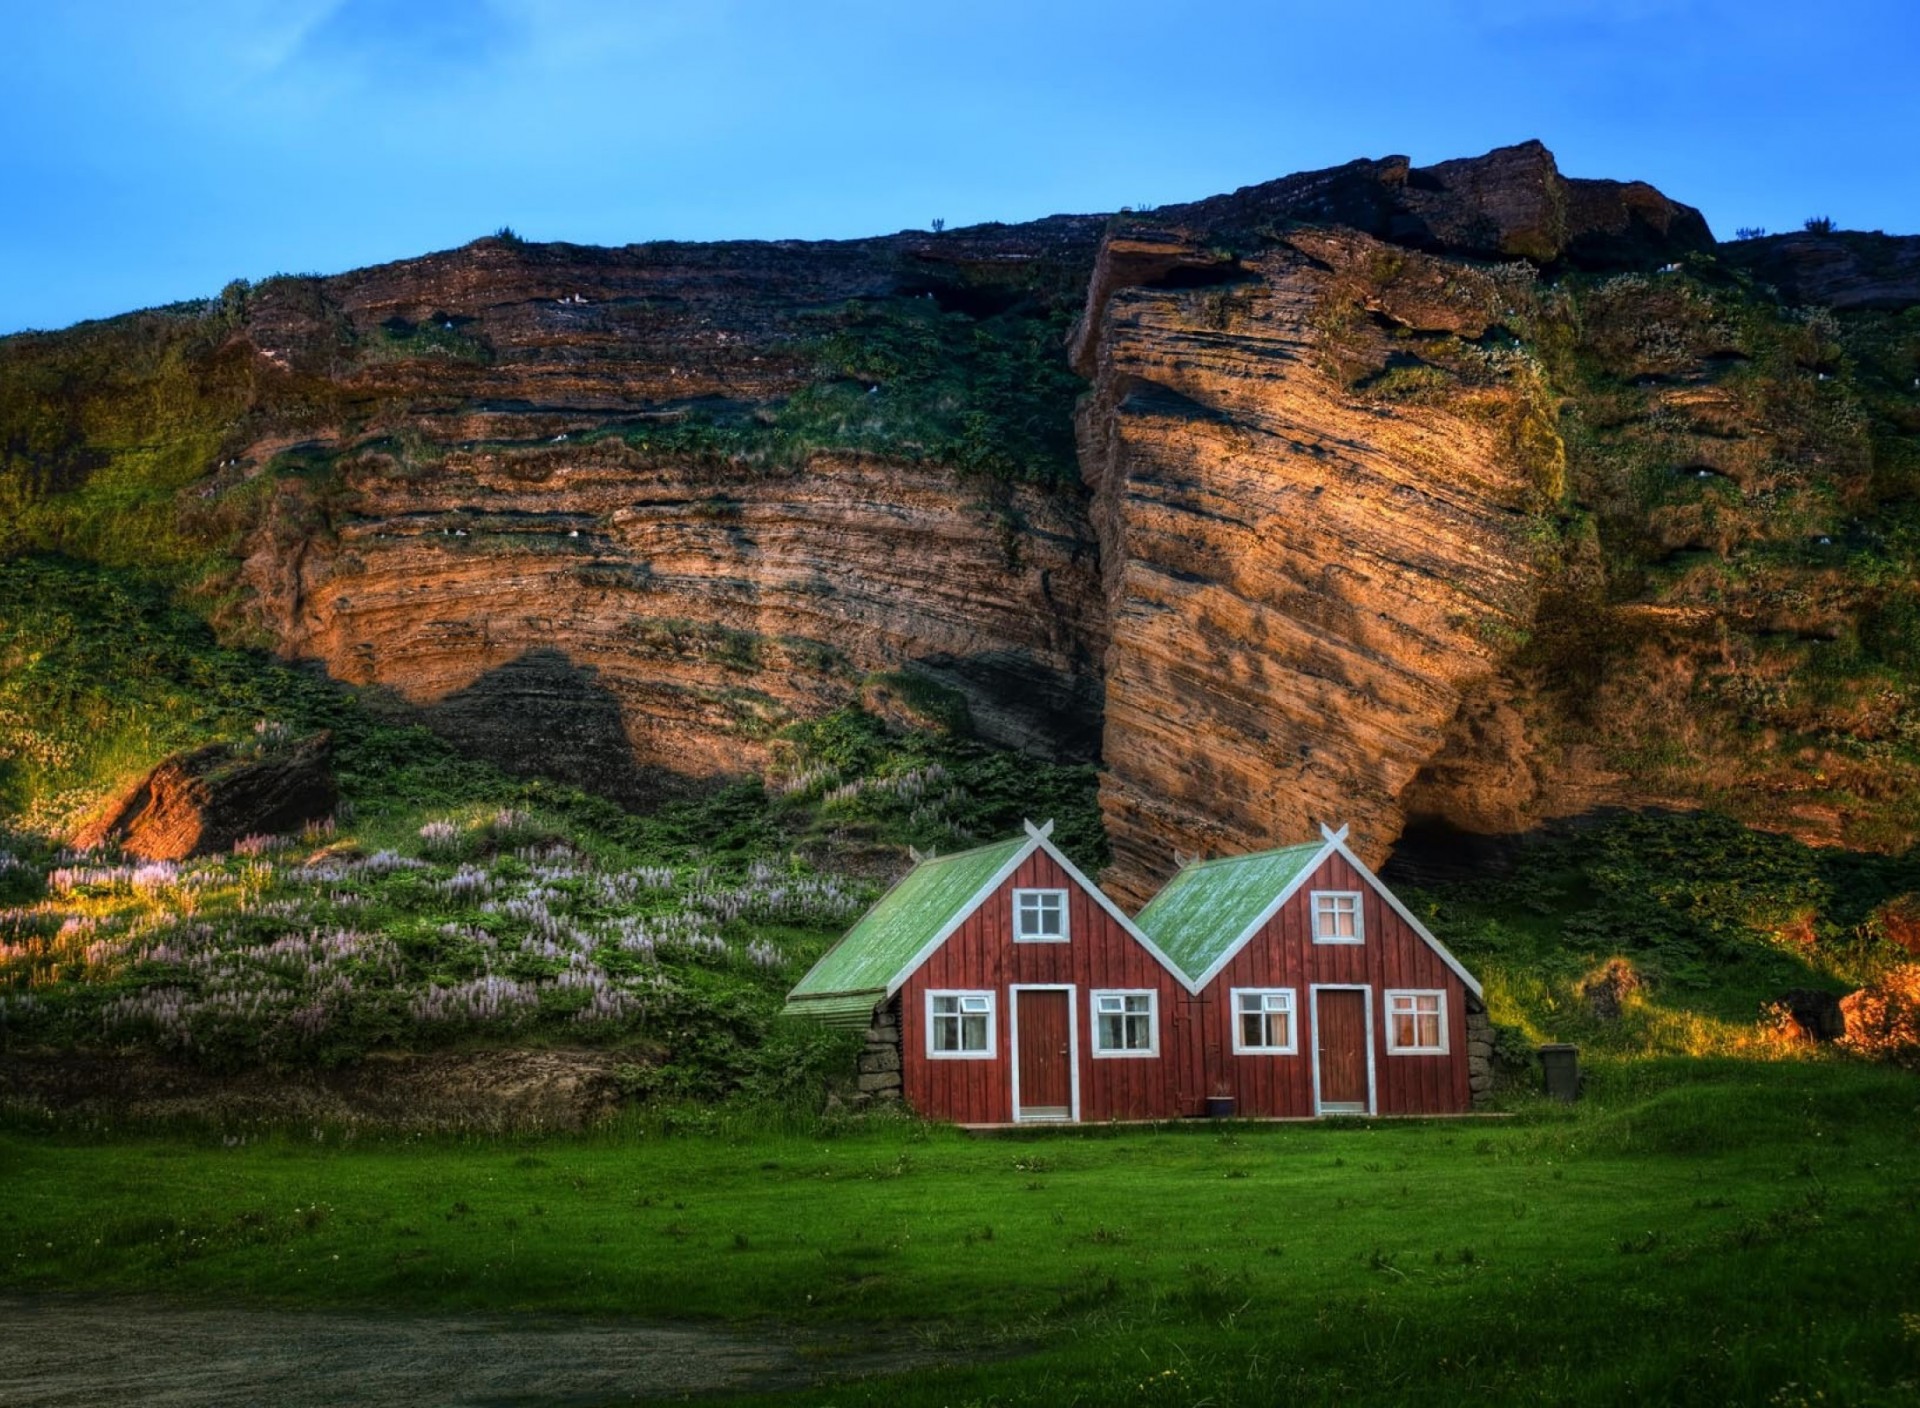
[1156,139,1713,268]
[1772,988,1847,1042]
[1723,231,1920,311]
[1076,223,1546,899]
[72,732,336,860]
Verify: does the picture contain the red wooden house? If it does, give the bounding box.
[783,821,1194,1123]
[784,821,1487,1123]
[1132,823,1487,1117]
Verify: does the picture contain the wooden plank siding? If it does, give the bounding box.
[1198,853,1472,1116]
[897,850,1195,1124]
[894,848,1471,1124]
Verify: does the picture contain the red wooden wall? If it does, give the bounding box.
[1197,852,1472,1117]
[897,850,1193,1124]
[894,848,1472,1124]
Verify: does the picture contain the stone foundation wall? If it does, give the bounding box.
[1466,999,1494,1107]
[852,997,903,1106]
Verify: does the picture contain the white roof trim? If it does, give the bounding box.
[884,830,1045,998]
[1326,834,1483,1000]
[1185,839,1338,991]
[885,818,1198,997]
[1181,822,1483,1001]
[1033,834,1199,994]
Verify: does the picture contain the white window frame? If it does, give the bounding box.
[1383,989,1448,1055]
[1089,989,1159,1058]
[925,989,997,1060]
[1310,890,1365,944]
[1230,987,1299,1055]
[1012,888,1070,943]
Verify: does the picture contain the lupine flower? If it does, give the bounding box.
[418,820,460,852]
[437,865,494,901]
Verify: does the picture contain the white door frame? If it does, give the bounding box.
[1309,983,1376,1116]
[1009,983,1080,1123]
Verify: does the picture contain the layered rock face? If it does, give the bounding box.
[1074,231,1545,899]
[1723,230,1920,312]
[1071,142,1723,901]
[249,448,1102,795]
[215,223,1109,793]
[72,733,337,861]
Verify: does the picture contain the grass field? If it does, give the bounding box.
[5,1058,1918,1406]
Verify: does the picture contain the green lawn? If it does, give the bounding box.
[5,1058,1918,1406]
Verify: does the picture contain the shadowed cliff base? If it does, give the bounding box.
[398,648,683,804]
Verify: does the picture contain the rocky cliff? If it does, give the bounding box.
[1074,226,1549,898]
[5,143,1919,896]
[4,223,1111,799]
[1073,147,1920,897]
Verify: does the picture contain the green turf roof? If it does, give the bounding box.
[784,834,1031,1013]
[779,992,888,1029]
[1132,841,1328,985]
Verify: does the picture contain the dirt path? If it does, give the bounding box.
[0,1295,892,1406]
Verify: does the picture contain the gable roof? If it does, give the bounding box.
[783,833,1030,1024]
[1133,825,1483,999]
[1133,841,1326,987]
[783,821,1194,1025]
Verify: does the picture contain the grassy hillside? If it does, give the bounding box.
[0,557,1106,1093]
[1406,809,1920,1061]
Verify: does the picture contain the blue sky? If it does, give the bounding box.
[3,0,1916,334]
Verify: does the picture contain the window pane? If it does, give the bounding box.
[1124,994,1150,1015]
[961,1014,987,1050]
[960,994,990,1013]
[1097,994,1123,1014]
[1098,1014,1123,1050]
[1240,1011,1263,1047]
[934,995,958,1015]
[1125,1014,1151,1049]
[934,1017,958,1051]
[1393,1012,1416,1048]
[1017,891,1064,938]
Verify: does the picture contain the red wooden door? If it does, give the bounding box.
[1316,989,1370,1112]
[1016,990,1071,1118]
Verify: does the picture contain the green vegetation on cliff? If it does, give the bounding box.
[1324,244,1920,849]
[609,295,1087,485]
[0,302,253,581]
[1525,271,1920,848]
